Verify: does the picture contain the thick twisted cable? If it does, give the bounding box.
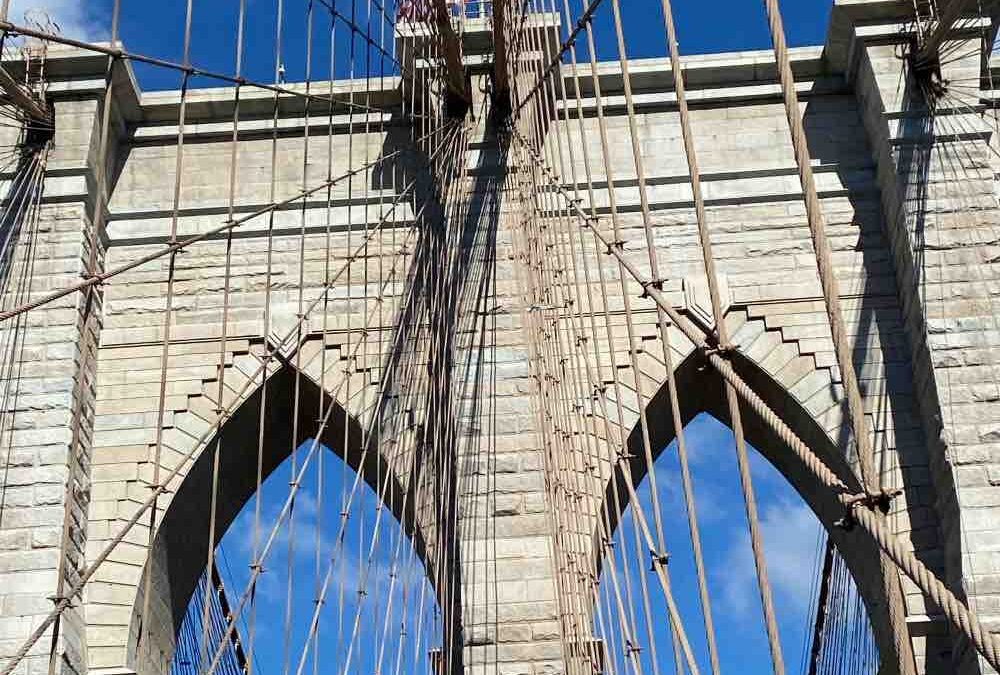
[709,347,1000,673]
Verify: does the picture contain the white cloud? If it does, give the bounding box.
[4,0,98,40]
[718,497,824,619]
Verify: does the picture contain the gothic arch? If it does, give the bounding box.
[599,317,923,672]
[125,362,428,675]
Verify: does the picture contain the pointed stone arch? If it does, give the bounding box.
[82,336,431,675]
[129,362,429,675]
[596,305,939,673]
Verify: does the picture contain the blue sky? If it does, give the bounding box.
[609,414,826,675]
[13,0,832,91]
[205,446,436,675]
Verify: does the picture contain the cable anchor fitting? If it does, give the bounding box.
[703,330,736,359]
[639,278,664,299]
[836,488,902,531]
[649,550,670,571]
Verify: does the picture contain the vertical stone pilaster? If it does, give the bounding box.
[836,2,1000,670]
[0,73,116,675]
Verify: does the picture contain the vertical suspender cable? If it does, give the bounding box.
[200,2,247,670]
[759,0,916,670]
[141,0,195,664]
[641,0,789,670]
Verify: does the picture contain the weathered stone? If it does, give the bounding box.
[1,5,998,675]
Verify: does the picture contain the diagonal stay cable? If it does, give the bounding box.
[0,175,419,675]
[509,0,605,116]
[760,0,917,667]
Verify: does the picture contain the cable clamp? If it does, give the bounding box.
[703,331,736,358]
[605,240,625,255]
[703,343,736,358]
[836,488,902,530]
[649,550,670,571]
[575,10,597,32]
[639,278,664,299]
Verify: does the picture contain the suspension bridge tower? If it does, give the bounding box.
[1,1,1000,675]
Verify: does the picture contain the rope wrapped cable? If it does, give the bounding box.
[140,0,199,658]
[507,126,1000,674]
[505,39,605,667]
[517,5,611,662]
[199,1,245,666]
[536,0,700,668]
[546,0,690,665]
[203,190,442,675]
[643,0,770,671]
[760,0,877,494]
[45,2,122,672]
[518,59,654,670]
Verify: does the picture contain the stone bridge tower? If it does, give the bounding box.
[0,1,999,675]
